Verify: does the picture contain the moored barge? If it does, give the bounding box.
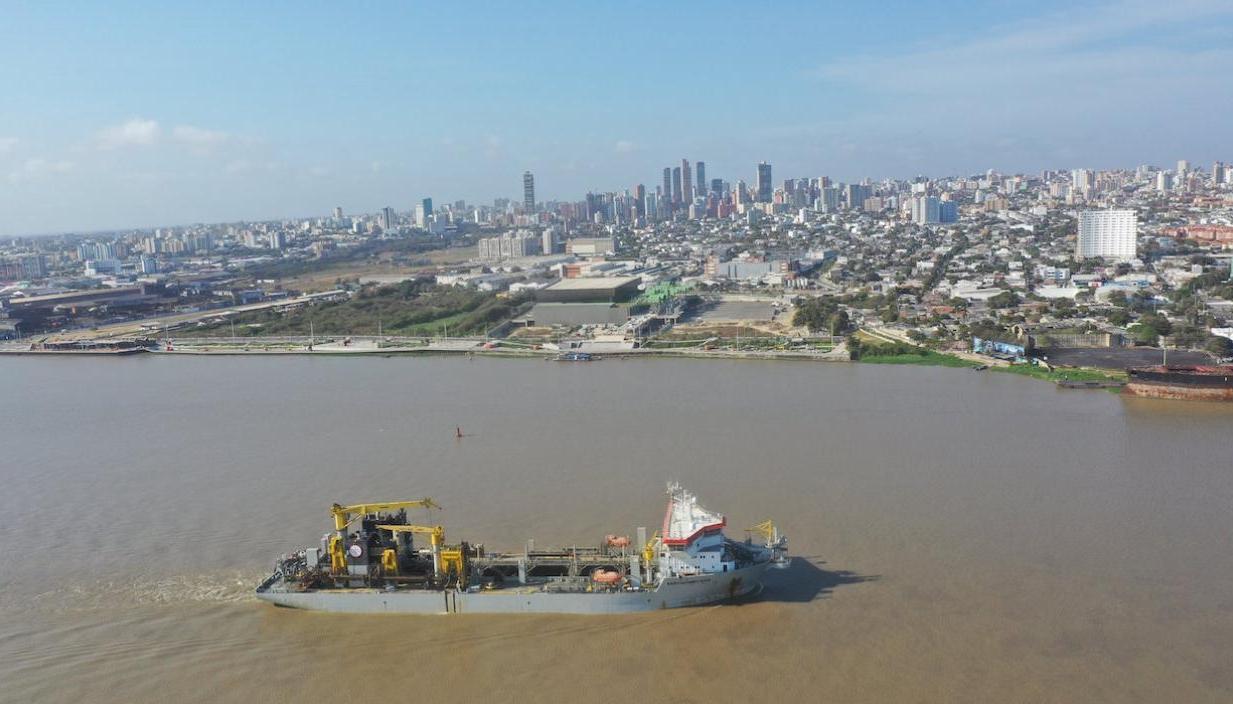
[1124,365,1233,401]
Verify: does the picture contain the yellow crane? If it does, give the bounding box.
[746,520,780,546]
[375,524,446,577]
[326,498,441,574]
[330,498,440,531]
[747,520,790,568]
[642,530,660,569]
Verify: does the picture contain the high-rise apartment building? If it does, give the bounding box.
[416,198,432,228]
[695,161,706,198]
[681,159,692,205]
[381,207,395,231]
[845,184,871,211]
[523,171,536,213]
[19,254,46,279]
[911,195,941,224]
[1071,169,1094,194]
[818,187,840,212]
[756,162,772,202]
[1076,210,1137,261]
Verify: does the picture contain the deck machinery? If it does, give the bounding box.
[258,484,789,614]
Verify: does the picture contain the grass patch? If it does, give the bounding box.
[860,351,979,367]
[178,281,526,338]
[993,364,1126,383]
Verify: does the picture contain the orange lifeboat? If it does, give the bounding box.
[591,569,622,585]
[605,535,631,548]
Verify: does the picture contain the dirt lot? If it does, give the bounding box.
[280,246,477,292]
[691,301,777,322]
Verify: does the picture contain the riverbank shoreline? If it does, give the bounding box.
[0,336,1141,397]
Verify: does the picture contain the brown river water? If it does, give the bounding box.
[1,355,1232,703]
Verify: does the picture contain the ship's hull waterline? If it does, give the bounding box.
[257,561,772,614]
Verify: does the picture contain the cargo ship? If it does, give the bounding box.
[1125,365,1233,401]
[256,483,788,614]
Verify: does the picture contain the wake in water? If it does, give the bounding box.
[27,571,266,612]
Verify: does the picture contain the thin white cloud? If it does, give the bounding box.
[807,0,1233,171]
[171,125,229,147]
[22,158,75,174]
[614,140,637,154]
[97,118,161,149]
[7,157,76,185]
[818,0,1233,91]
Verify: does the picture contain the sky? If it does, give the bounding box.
[1,0,1231,236]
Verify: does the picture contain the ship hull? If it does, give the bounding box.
[1125,366,1233,401]
[256,561,771,614]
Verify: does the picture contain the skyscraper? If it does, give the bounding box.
[695,162,705,198]
[1071,169,1094,194]
[681,159,692,205]
[1076,210,1137,261]
[845,184,871,210]
[756,162,772,202]
[416,198,432,228]
[381,206,394,231]
[672,167,683,205]
[332,206,343,219]
[523,171,536,213]
[662,168,672,202]
[911,195,941,224]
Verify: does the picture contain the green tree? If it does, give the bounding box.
[827,310,850,336]
[1205,336,1233,357]
[792,296,842,332]
[988,291,1020,309]
[847,336,863,360]
[1139,313,1173,337]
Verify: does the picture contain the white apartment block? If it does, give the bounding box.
[1076,210,1137,261]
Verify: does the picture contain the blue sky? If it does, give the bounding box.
[1,0,1231,235]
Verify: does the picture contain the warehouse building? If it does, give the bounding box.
[535,276,641,303]
[526,276,643,326]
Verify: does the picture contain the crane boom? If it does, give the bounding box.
[746,520,779,545]
[330,498,440,531]
[375,523,445,547]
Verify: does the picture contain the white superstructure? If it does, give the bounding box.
[658,483,738,577]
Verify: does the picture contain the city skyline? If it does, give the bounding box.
[1,1,1231,236]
